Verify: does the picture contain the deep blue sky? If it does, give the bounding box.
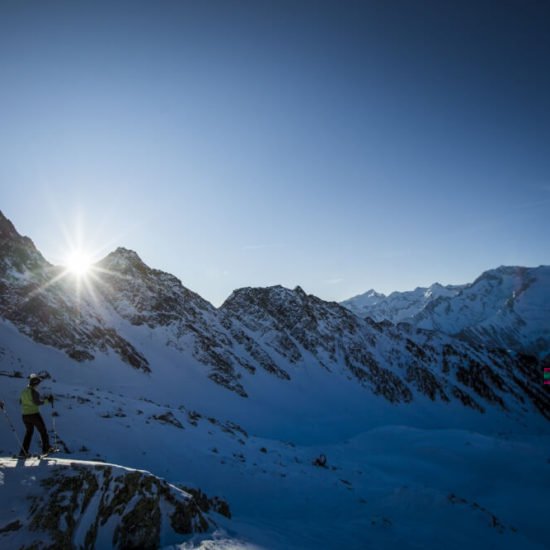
[1,1,549,305]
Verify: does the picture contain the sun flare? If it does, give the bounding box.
[65,251,93,277]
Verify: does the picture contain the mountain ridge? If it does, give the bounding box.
[0,210,548,423]
[342,265,550,359]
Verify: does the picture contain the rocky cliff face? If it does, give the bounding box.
[219,285,412,403]
[0,211,548,420]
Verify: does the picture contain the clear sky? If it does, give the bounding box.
[1,0,549,306]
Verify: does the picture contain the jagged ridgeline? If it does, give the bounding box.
[0,209,548,419]
[341,266,550,359]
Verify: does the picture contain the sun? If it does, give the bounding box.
[64,250,93,277]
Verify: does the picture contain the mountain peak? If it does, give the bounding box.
[99,247,149,273]
[111,247,143,261]
[340,289,386,315]
[366,289,384,297]
[342,266,549,356]
[293,285,307,297]
[0,210,19,240]
[0,211,46,272]
[221,284,311,316]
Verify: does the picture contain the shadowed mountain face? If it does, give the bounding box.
[0,210,548,420]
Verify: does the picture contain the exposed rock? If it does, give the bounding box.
[1,458,217,550]
[151,411,184,429]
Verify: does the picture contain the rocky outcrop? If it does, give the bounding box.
[0,458,225,550]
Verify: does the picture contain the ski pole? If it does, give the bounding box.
[1,402,25,455]
[50,396,59,451]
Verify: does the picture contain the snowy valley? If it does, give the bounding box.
[1,210,549,549]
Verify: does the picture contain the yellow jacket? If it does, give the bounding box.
[20,386,43,415]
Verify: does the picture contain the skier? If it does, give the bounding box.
[19,374,54,457]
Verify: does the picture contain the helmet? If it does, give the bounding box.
[29,373,41,386]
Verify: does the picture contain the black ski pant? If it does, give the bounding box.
[21,413,50,455]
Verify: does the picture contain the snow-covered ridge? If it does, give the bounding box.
[341,283,465,323]
[341,266,550,357]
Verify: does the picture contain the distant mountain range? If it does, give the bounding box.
[341,266,550,359]
[341,283,465,323]
[1,210,548,422]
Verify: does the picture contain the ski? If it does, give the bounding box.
[39,448,60,459]
[11,448,61,459]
